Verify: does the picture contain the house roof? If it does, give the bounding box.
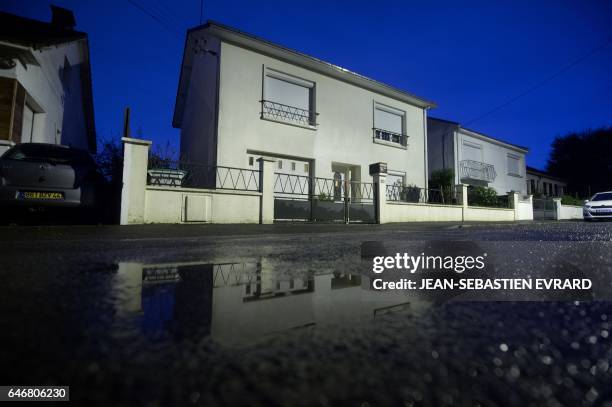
[0,9,96,153]
[0,11,87,49]
[428,116,529,153]
[173,21,436,128]
[526,166,566,182]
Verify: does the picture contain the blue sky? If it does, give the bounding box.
[4,0,611,169]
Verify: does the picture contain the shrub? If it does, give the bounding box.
[318,193,333,202]
[468,186,506,208]
[429,169,455,204]
[430,169,454,189]
[561,195,584,206]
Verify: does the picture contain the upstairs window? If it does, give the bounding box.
[507,154,520,176]
[262,69,316,127]
[373,103,406,147]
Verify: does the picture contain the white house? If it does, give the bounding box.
[526,166,567,197]
[173,21,435,192]
[427,117,528,195]
[0,6,96,155]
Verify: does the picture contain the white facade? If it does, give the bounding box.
[428,118,528,195]
[174,22,435,188]
[0,9,95,154]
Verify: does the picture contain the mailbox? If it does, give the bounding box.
[369,162,387,176]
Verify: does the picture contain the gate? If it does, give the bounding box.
[273,173,376,223]
[533,197,557,219]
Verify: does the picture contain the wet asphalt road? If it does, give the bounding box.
[1,220,612,406]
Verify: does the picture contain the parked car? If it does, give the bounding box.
[583,191,612,221]
[0,143,105,211]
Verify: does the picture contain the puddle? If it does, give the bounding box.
[112,259,432,345]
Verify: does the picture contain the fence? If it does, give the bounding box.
[386,185,458,205]
[147,161,260,191]
[122,138,536,225]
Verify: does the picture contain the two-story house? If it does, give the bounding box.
[427,117,528,195]
[173,21,435,194]
[0,6,96,154]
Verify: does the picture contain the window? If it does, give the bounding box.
[554,184,559,196]
[248,157,254,166]
[291,162,296,171]
[373,103,406,146]
[507,154,520,176]
[542,182,548,195]
[530,179,536,194]
[278,160,283,170]
[304,163,309,173]
[262,68,315,127]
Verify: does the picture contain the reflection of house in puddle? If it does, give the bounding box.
[114,260,427,344]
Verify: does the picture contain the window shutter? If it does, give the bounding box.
[265,76,310,111]
[507,155,520,175]
[374,107,402,134]
[462,143,482,162]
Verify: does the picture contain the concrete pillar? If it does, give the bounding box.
[373,172,387,224]
[509,191,520,220]
[457,184,468,207]
[456,184,468,221]
[120,137,152,225]
[552,197,562,220]
[258,157,276,224]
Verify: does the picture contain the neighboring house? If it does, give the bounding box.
[0,6,95,155]
[173,21,435,192]
[427,117,529,195]
[526,166,567,197]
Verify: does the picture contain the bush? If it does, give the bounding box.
[561,195,584,206]
[430,169,455,204]
[468,186,507,208]
[430,169,454,189]
[318,193,333,202]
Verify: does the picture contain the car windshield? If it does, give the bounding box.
[1,144,93,165]
[591,192,612,201]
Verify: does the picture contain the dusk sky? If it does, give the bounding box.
[4,0,611,169]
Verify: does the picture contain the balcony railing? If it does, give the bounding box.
[373,128,408,147]
[261,100,317,127]
[459,160,497,182]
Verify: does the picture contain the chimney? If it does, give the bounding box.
[50,5,76,30]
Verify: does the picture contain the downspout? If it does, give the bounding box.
[423,107,429,189]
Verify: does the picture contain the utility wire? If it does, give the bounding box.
[464,36,612,127]
[126,0,182,38]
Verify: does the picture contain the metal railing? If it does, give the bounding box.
[273,173,373,202]
[459,160,496,182]
[261,100,317,127]
[147,161,260,191]
[386,185,457,205]
[373,128,408,146]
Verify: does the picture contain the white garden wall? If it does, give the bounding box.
[385,203,463,222]
[556,204,583,220]
[144,187,261,224]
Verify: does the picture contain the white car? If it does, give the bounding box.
[583,191,612,221]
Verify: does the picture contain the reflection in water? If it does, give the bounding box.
[114,260,427,344]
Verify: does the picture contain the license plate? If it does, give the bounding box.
[18,191,64,200]
[595,208,612,214]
